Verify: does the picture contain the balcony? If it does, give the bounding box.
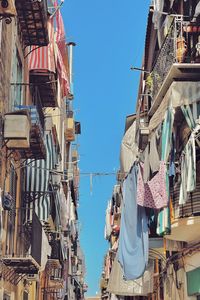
[14,105,46,159]
[65,111,75,142]
[165,182,200,242]
[15,0,49,46]
[30,72,57,107]
[149,238,164,258]
[149,215,164,256]
[2,212,42,275]
[49,233,62,261]
[149,16,200,116]
[72,149,78,162]
[45,259,64,289]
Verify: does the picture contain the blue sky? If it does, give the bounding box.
[63,1,150,296]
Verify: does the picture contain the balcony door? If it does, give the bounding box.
[22,291,29,300]
[3,293,10,300]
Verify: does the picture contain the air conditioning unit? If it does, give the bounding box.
[2,192,14,210]
[4,111,31,148]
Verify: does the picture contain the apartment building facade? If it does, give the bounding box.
[0,1,86,300]
[101,1,200,299]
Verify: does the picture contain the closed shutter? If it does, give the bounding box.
[23,291,28,300]
[187,267,200,296]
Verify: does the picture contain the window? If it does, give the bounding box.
[10,49,23,110]
[23,291,28,300]
[3,294,10,300]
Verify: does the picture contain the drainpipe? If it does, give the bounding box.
[67,42,76,100]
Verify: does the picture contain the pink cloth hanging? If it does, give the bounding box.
[137,161,168,209]
[55,5,70,97]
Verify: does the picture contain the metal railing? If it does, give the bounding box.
[151,15,200,101]
[151,16,179,100]
[15,105,44,135]
[172,182,200,219]
[2,210,43,269]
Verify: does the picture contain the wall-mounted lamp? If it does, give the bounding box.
[130,67,150,74]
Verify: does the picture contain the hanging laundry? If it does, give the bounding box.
[60,186,69,230]
[179,133,196,205]
[137,161,168,209]
[143,126,161,182]
[169,133,176,177]
[149,130,161,174]
[120,120,138,176]
[104,200,112,240]
[192,1,200,22]
[143,144,151,183]
[156,107,174,236]
[118,165,148,281]
[156,206,171,236]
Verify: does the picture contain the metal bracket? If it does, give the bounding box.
[0,0,13,24]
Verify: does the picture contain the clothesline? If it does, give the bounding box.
[14,163,123,177]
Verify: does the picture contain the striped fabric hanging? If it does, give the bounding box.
[24,131,57,223]
[55,6,70,97]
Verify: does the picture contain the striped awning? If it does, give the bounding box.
[28,17,56,73]
[24,131,58,223]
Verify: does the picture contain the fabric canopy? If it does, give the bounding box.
[149,81,200,132]
[187,267,200,296]
[120,120,138,175]
[24,131,58,223]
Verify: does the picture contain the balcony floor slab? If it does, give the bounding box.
[165,216,200,242]
[149,63,200,116]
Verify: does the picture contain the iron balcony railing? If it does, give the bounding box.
[15,0,49,46]
[171,182,200,219]
[151,15,200,102]
[2,211,42,274]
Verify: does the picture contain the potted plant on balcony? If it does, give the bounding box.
[146,73,153,94]
[176,37,187,63]
[146,71,161,95]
